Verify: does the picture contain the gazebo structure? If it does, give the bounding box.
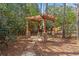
[26,13,56,38]
[25,4,56,41]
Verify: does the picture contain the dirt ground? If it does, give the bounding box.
[0,36,79,56]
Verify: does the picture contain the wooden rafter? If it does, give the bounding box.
[26,14,56,22]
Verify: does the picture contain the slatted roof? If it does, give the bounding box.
[26,14,56,22]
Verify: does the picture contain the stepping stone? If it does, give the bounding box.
[21,51,36,56]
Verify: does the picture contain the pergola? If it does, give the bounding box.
[26,13,56,37]
[25,3,56,40]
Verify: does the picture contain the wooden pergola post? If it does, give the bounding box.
[43,16,46,33]
[26,19,28,38]
[37,19,40,37]
[26,19,30,38]
[52,21,55,36]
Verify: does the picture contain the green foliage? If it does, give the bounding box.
[27,3,39,16]
[65,23,76,37]
[48,5,76,37]
[46,20,53,30]
[48,6,76,27]
[0,3,40,43]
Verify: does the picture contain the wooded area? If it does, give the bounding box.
[0,3,79,56]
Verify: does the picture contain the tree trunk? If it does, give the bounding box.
[77,4,79,39]
[62,3,66,38]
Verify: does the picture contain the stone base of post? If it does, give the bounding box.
[26,31,31,39]
[37,32,40,38]
[42,32,48,43]
[42,32,48,47]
